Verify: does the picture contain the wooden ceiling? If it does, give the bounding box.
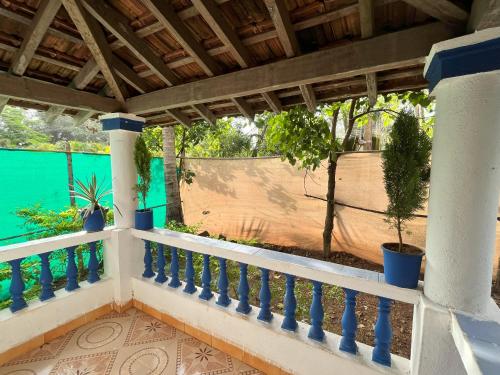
[0,0,471,127]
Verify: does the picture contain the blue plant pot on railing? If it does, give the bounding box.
[135,209,153,230]
[82,208,105,232]
[382,243,424,289]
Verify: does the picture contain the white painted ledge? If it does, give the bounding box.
[131,228,422,304]
[451,312,500,375]
[133,277,410,375]
[0,227,114,263]
[0,278,113,353]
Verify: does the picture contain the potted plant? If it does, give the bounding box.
[381,111,431,289]
[71,174,111,232]
[134,134,153,230]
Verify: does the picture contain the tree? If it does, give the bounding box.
[382,111,431,252]
[162,126,184,223]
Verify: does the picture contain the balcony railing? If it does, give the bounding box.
[3,226,496,374]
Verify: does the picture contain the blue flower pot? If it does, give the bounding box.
[83,208,106,232]
[382,243,424,289]
[135,209,153,230]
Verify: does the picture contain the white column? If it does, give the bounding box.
[108,130,138,228]
[424,71,500,314]
[100,113,145,308]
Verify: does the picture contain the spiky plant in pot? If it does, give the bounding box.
[134,134,153,229]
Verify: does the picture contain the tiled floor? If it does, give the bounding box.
[0,308,262,375]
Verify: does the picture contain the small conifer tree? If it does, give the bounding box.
[382,111,431,252]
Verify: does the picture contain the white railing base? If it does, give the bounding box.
[0,278,114,354]
[132,277,410,375]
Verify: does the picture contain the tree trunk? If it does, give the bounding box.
[162,126,184,223]
[322,155,338,258]
[363,116,373,151]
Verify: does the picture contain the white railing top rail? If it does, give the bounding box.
[0,227,113,263]
[132,228,422,304]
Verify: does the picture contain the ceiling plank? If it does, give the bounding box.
[141,0,222,77]
[231,98,255,121]
[61,0,127,102]
[125,23,457,114]
[166,108,192,126]
[10,0,62,76]
[359,0,377,107]
[402,0,468,24]
[299,84,316,112]
[191,0,255,68]
[0,72,122,112]
[192,104,216,125]
[264,0,300,58]
[262,91,282,113]
[80,0,180,86]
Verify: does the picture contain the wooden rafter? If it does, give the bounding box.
[80,0,180,86]
[192,104,216,125]
[0,72,121,112]
[141,0,222,77]
[166,108,192,127]
[112,56,153,95]
[61,0,127,102]
[10,0,62,76]
[73,110,95,126]
[264,0,300,58]
[262,91,282,113]
[192,0,255,68]
[402,0,469,24]
[0,96,9,113]
[359,0,377,107]
[126,23,456,114]
[71,59,100,90]
[44,105,65,124]
[231,98,255,121]
[299,84,316,112]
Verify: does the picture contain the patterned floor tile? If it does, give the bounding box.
[48,351,117,375]
[0,309,262,375]
[176,337,235,375]
[124,314,176,346]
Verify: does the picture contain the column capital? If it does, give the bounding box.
[99,112,145,132]
[424,27,500,92]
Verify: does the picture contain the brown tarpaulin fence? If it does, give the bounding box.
[180,153,500,274]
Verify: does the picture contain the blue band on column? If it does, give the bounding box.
[425,37,500,91]
[101,117,144,132]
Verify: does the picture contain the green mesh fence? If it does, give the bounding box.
[0,148,167,245]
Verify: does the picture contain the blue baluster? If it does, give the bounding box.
[155,244,167,284]
[236,263,251,314]
[372,297,392,366]
[308,281,325,341]
[281,274,297,331]
[39,252,55,301]
[183,250,196,294]
[65,246,80,291]
[87,241,100,283]
[9,258,27,312]
[257,268,273,322]
[142,240,154,278]
[199,254,213,300]
[340,288,359,354]
[168,247,181,288]
[216,257,230,307]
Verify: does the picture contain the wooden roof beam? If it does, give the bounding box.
[262,91,282,113]
[192,104,216,125]
[125,23,457,114]
[166,108,192,127]
[112,56,153,94]
[0,96,9,113]
[80,0,180,86]
[73,110,95,126]
[192,0,255,68]
[359,0,377,107]
[44,105,65,124]
[141,0,222,77]
[402,0,468,24]
[0,72,121,112]
[71,58,100,90]
[62,0,127,102]
[10,0,62,76]
[299,84,316,112]
[264,0,300,58]
[231,97,255,121]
